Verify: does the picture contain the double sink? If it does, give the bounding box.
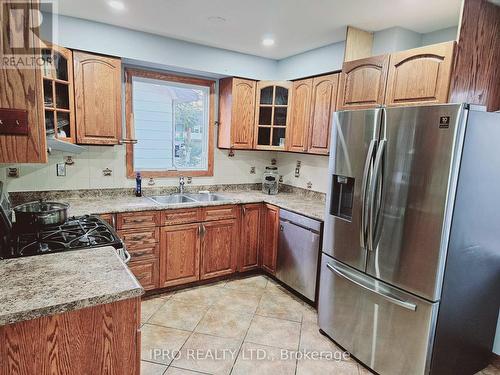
[147,192,232,205]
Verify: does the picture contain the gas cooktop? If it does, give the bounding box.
[1,215,124,259]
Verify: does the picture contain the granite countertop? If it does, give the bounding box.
[0,247,144,326]
[65,190,326,221]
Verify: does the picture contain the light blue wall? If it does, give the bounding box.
[372,27,422,55]
[277,41,345,80]
[421,26,458,45]
[41,13,278,80]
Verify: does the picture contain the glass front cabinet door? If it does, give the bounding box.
[41,44,76,143]
[254,81,292,150]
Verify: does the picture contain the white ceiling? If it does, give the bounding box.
[50,0,462,59]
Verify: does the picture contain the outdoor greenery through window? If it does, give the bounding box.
[125,69,214,178]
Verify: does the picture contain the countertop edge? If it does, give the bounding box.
[0,287,144,327]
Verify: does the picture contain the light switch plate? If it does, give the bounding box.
[7,167,19,178]
[56,163,66,177]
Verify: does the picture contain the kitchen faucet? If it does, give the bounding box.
[179,176,185,194]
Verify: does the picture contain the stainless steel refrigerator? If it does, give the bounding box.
[318,104,500,375]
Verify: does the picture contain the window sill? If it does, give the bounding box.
[127,169,213,179]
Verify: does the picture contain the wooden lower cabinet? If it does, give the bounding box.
[159,223,201,287]
[200,219,238,279]
[0,298,141,375]
[239,204,262,271]
[260,204,280,274]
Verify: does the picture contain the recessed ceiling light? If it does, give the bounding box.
[262,38,275,47]
[207,16,226,23]
[108,0,125,11]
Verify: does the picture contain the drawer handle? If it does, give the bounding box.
[131,235,147,241]
[131,219,146,223]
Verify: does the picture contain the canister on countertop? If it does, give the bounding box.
[262,166,279,195]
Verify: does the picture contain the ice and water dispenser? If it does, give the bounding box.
[330,175,354,221]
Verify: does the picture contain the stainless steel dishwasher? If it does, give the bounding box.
[276,209,322,302]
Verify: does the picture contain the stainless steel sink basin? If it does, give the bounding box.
[184,193,231,202]
[148,194,197,205]
[147,193,231,205]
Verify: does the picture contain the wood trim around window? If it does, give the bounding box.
[124,68,215,178]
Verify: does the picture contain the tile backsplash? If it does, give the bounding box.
[0,145,330,194]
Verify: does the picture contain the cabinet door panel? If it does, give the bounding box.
[337,55,389,110]
[218,77,255,149]
[289,79,313,152]
[308,74,339,155]
[260,204,279,274]
[239,204,261,271]
[74,51,122,145]
[0,0,46,163]
[201,219,238,279]
[385,42,455,106]
[231,79,256,149]
[160,223,200,287]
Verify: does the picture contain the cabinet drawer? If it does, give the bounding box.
[116,211,160,229]
[202,205,238,221]
[128,244,159,262]
[118,228,159,248]
[128,259,159,291]
[161,208,201,225]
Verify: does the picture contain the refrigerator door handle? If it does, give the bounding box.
[326,262,417,311]
[367,139,386,251]
[360,139,377,250]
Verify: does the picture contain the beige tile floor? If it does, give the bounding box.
[140,275,500,375]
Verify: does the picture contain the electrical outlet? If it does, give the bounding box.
[6,167,19,178]
[279,175,283,183]
[296,161,301,168]
[148,177,155,186]
[103,168,112,177]
[271,158,277,166]
[64,156,74,165]
[228,149,235,157]
[307,181,313,189]
[56,163,66,177]
[250,166,256,174]
[187,177,192,184]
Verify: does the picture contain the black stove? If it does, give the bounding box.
[5,215,123,258]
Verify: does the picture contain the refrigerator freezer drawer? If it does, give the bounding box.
[318,254,439,375]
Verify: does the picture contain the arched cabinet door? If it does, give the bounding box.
[385,41,455,106]
[218,77,256,149]
[337,54,390,110]
[73,51,122,145]
[308,74,339,155]
[288,78,313,152]
[254,81,292,150]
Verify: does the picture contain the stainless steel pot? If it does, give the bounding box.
[13,200,69,228]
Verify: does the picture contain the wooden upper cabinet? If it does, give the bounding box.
[239,204,262,272]
[337,54,389,110]
[73,51,122,145]
[385,42,455,106]
[254,81,292,151]
[288,79,313,152]
[200,219,238,279]
[0,0,46,163]
[308,74,339,155]
[41,44,75,144]
[218,77,256,149]
[260,204,279,274]
[160,223,200,288]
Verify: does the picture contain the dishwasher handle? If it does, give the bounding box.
[279,218,320,234]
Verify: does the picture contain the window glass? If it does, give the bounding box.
[132,77,209,172]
